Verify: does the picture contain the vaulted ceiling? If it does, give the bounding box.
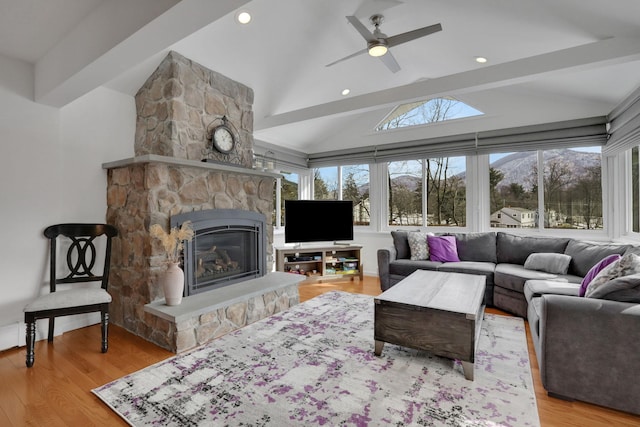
[3,0,640,155]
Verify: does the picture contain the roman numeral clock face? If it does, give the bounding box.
[212,125,235,153]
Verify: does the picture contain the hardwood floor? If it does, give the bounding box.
[1,276,638,426]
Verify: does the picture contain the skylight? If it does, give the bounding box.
[375,97,483,131]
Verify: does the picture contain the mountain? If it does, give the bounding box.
[358,148,600,194]
[490,149,600,190]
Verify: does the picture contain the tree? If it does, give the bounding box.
[443,175,466,226]
[573,165,602,229]
[342,172,360,203]
[391,185,418,225]
[376,98,462,131]
[489,167,504,213]
[343,172,370,225]
[279,175,298,226]
[426,158,451,225]
[313,169,333,200]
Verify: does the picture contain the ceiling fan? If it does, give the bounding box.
[326,14,442,73]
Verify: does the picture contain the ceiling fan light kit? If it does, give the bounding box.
[368,42,388,57]
[327,13,442,72]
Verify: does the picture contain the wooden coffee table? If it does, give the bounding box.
[374,270,486,380]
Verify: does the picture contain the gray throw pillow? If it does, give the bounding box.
[524,252,572,275]
[407,231,433,260]
[585,253,640,298]
[391,231,410,259]
[590,273,640,303]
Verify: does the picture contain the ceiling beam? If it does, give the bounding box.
[255,37,640,131]
[35,0,249,107]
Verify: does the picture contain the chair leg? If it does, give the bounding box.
[101,310,109,353]
[26,320,35,368]
[47,317,55,342]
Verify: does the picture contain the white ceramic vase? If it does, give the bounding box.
[162,262,185,306]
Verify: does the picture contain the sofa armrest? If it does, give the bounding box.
[539,294,640,414]
[377,246,398,291]
[523,279,580,304]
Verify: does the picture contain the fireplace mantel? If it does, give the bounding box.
[102,154,282,179]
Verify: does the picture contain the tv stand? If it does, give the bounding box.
[275,244,363,283]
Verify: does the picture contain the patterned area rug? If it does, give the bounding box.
[93,291,539,426]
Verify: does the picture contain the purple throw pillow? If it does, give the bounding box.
[579,254,622,297]
[427,235,460,262]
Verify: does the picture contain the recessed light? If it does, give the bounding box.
[236,11,251,24]
[475,56,488,64]
[341,89,350,96]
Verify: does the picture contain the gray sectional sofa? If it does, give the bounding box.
[377,231,640,415]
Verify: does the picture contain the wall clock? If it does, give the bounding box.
[210,116,236,154]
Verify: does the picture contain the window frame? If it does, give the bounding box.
[274,150,610,240]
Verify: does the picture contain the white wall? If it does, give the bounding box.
[0,56,136,351]
[0,54,61,350]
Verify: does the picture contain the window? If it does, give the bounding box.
[342,165,370,226]
[277,171,298,227]
[489,151,537,228]
[426,157,466,226]
[313,167,338,200]
[543,148,602,230]
[388,157,466,227]
[313,165,370,226]
[376,97,482,131]
[489,147,602,230]
[388,160,423,226]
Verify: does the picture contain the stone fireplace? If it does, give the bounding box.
[171,209,266,296]
[103,52,300,352]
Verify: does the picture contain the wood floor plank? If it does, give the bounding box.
[1,275,638,426]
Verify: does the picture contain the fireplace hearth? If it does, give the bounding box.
[172,209,266,296]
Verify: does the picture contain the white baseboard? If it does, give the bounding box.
[0,322,20,352]
[0,313,100,352]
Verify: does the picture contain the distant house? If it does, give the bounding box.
[490,207,536,228]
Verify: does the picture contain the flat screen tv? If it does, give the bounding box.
[284,200,354,244]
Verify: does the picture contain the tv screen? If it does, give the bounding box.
[284,200,354,244]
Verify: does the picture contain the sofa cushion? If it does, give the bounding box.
[437,261,495,284]
[494,263,580,293]
[524,279,581,303]
[391,231,410,259]
[428,235,460,262]
[564,240,629,277]
[579,254,621,297]
[407,231,432,260]
[446,232,497,263]
[524,253,572,275]
[496,232,570,265]
[585,253,640,298]
[389,259,442,277]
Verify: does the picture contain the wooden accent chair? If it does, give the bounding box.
[24,224,118,368]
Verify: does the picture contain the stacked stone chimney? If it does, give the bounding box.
[104,52,276,350]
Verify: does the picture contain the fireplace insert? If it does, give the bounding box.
[171,209,266,295]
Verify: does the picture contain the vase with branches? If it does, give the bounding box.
[149,221,194,305]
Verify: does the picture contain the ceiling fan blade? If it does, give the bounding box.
[346,15,375,41]
[387,23,442,48]
[379,50,401,73]
[326,48,368,67]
